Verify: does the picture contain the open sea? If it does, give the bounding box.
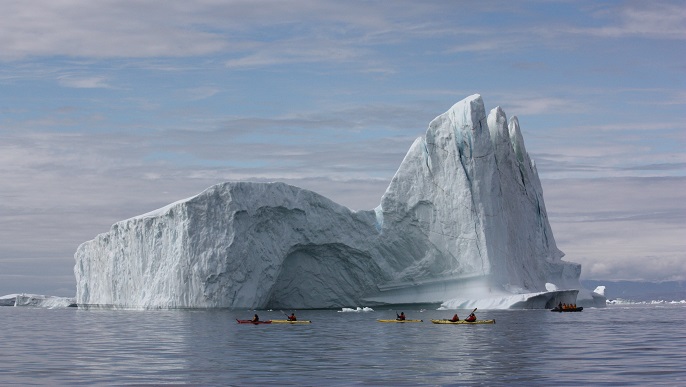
[1,303,684,386]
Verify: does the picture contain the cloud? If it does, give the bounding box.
[182,87,221,101]
[543,176,686,281]
[499,96,586,116]
[57,75,112,89]
[225,38,366,68]
[0,1,228,60]
[0,1,405,62]
[579,2,686,40]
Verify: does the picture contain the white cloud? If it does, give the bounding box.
[543,176,686,281]
[183,87,221,101]
[57,75,111,89]
[580,2,686,40]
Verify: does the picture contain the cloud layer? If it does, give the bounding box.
[1,1,684,295]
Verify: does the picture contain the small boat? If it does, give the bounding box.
[270,320,312,324]
[236,319,272,324]
[551,307,583,312]
[431,319,496,325]
[377,319,423,323]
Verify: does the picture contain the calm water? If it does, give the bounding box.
[1,304,684,386]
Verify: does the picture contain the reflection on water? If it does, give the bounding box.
[0,305,684,385]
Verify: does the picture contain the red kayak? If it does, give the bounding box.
[236,319,272,324]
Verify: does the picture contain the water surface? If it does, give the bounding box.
[1,304,684,385]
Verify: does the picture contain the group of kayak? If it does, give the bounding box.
[238,308,496,325]
[383,309,496,324]
[551,302,584,312]
[236,313,312,324]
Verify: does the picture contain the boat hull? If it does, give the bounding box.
[377,319,423,323]
[551,307,583,312]
[431,319,496,324]
[270,320,312,324]
[236,319,272,324]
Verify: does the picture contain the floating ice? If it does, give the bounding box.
[74,94,602,309]
[338,307,375,313]
[0,294,76,308]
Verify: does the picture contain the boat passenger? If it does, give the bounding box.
[396,312,406,321]
[558,302,563,310]
[449,314,459,322]
[562,303,567,310]
[465,312,476,322]
[252,314,259,323]
[288,313,297,321]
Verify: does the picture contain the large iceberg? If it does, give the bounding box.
[74,94,604,309]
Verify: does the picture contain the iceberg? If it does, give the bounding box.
[74,94,604,309]
[0,294,77,308]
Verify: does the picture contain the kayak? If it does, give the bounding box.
[236,319,272,324]
[431,319,496,324]
[551,307,583,312]
[377,319,423,323]
[270,320,312,324]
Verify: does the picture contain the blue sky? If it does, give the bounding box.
[1,0,684,296]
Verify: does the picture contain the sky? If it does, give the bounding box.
[1,0,684,297]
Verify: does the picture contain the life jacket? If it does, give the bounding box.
[288,315,297,321]
[466,314,476,322]
[450,314,459,322]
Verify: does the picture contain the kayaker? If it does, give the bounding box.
[288,313,297,321]
[396,312,406,321]
[252,314,259,323]
[449,314,459,322]
[465,312,476,322]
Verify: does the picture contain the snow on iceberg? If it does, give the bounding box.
[74,94,602,309]
[594,286,606,296]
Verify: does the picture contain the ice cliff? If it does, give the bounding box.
[74,94,604,309]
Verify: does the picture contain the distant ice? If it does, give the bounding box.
[0,294,76,308]
[594,286,606,296]
[338,307,374,313]
[606,298,686,305]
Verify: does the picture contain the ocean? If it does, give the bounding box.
[1,303,684,386]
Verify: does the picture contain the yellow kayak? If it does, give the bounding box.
[431,319,495,324]
[270,320,312,324]
[377,319,423,323]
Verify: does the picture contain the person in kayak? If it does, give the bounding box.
[465,312,476,322]
[396,312,406,321]
[287,313,297,321]
[252,314,259,323]
[449,314,459,322]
